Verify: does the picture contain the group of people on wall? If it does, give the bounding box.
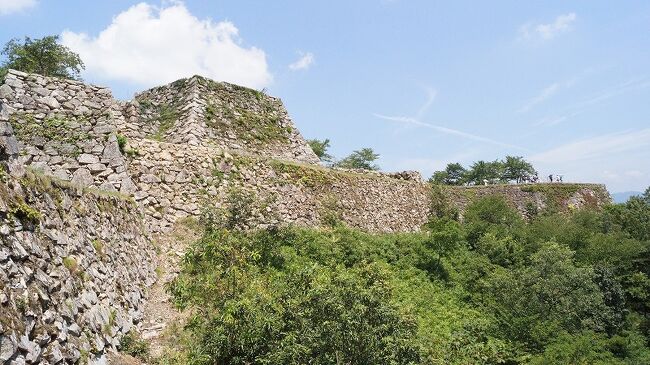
[478,173,565,186]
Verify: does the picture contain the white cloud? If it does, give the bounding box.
[288,52,315,71]
[0,0,36,15]
[519,13,576,41]
[61,2,272,89]
[529,129,650,164]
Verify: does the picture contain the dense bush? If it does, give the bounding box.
[168,192,650,364]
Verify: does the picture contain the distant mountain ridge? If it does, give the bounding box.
[612,191,642,203]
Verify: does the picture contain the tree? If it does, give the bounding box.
[334,148,380,170]
[502,156,536,183]
[430,163,467,185]
[170,229,421,365]
[1,35,84,80]
[465,160,504,185]
[307,138,333,163]
[463,195,523,246]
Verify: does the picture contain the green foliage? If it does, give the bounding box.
[427,184,458,220]
[151,104,178,141]
[9,201,42,225]
[465,160,506,185]
[319,195,343,227]
[119,331,150,360]
[602,190,650,241]
[334,147,380,170]
[62,256,78,273]
[502,155,537,183]
[10,114,92,156]
[166,194,650,364]
[530,331,624,365]
[1,35,84,79]
[429,162,466,185]
[430,156,537,185]
[200,188,256,231]
[307,138,333,162]
[463,195,523,246]
[116,134,127,154]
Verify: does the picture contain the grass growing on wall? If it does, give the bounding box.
[9,113,93,156]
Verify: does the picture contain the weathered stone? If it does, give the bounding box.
[77,154,100,164]
[70,168,93,186]
[0,84,13,99]
[40,96,61,109]
[0,335,17,362]
[99,182,117,192]
[45,341,64,364]
[0,135,19,159]
[120,177,137,194]
[87,163,107,173]
[102,140,122,160]
[52,169,70,181]
[140,174,160,183]
[34,87,50,97]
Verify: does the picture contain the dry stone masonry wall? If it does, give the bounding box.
[0,168,155,364]
[0,70,612,235]
[443,183,611,220]
[0,70,135,196]
[128,75,320,163]
[128,139,431,232]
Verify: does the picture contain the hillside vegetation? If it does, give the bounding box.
[153,189,650,364]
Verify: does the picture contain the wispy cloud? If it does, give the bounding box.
[534,77,650,127]
[416,87,437,120]
[376,88,526,150]
[529,128,650,163]
[518,83,560,113]
[518,78,576,113]
[0,0,37,15]
[289,52,315,71]
[519,13,576,41]
[570,77,650,110]
[375,114,527,150]
[534,115,569,127]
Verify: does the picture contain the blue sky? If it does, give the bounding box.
[1,0,649,193]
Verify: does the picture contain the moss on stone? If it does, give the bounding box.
[9,113,93,156]
[9,201,42,225]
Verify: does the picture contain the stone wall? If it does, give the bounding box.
[444,183,611,219]
[128,139,430,232]
[126,75,319,164]
[0,70,613,235]
[0,168,156,364]
[0,70,135,195]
